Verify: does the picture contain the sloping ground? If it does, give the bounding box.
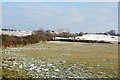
[1,42,118,79]
[75,34,118,42]
[0,31,32,37]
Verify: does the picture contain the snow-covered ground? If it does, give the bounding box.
[0,30,33,37]
[0,30,118,43]
[75,34,118,42]
[55,34,118,43]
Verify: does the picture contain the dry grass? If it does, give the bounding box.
[20,42,118,77]
[2,41,118,78]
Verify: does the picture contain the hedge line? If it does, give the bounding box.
[2,32,54,48]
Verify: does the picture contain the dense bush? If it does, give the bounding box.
[57,32,77,37]
[54,39,111,44]
[2,30,54,48]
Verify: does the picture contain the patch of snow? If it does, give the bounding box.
[75,34,118,42]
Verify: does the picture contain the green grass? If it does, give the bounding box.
[2,41,118,78]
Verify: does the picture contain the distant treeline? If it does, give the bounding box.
[2,29,21,32]
[1,29,119,48]
[2,30,54,48]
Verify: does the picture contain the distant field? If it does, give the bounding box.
[2,41,118,79]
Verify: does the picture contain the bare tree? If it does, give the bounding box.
[39,28,44,31]
[33,28,45,34]
[57,28,64,34]
[66,28,70,33]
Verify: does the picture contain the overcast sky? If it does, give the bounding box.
[2,2,118,33]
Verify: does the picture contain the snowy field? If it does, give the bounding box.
[1,42,118,79]
[75,34,118,42]
[55,34,118,43]
[0,30,119,43]
[0,31,32,37]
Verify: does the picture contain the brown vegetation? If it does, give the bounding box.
[2,30,54,48]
